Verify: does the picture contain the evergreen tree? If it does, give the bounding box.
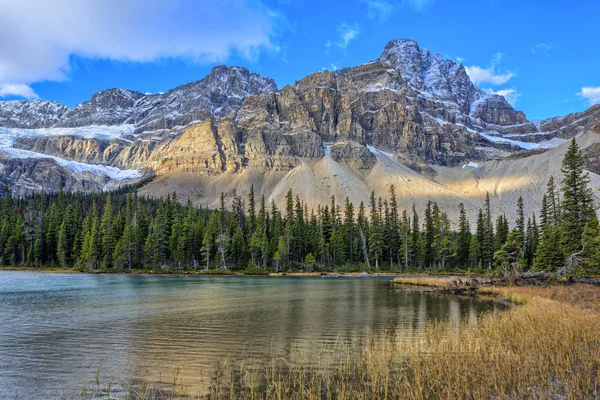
[533,225,564,272]
[560,139,596,256]
[456,203,471,267]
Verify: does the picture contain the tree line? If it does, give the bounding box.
[0,139,598,276]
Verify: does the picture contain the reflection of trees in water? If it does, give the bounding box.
[2,275,501,397]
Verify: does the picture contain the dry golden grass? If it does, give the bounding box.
[84,280,600,399]
[204,282,600,399]
[392,275,461,288]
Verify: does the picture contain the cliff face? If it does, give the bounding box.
[1,38,600,222]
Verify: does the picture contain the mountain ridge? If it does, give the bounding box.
[1,38,599,225]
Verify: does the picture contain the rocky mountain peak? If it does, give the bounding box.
[204,65,278,98]
[89,88,144,107]
[0,99,69,129]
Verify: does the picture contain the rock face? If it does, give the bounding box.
[1,37,600,221]
[0,66,277,133]
[0,156,104,196]
[0,100,69,128]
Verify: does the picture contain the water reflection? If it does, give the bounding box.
[0,272,505,397]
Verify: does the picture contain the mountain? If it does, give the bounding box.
[1,39,599,224]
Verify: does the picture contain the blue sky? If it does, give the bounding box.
[1,0,599,120]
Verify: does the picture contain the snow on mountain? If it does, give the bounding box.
[478,132,567,150]
[0,65,277,134]
[0,147,141,181]
[0,125,136,147]
[0,100,69,129]
[0,38,594,197]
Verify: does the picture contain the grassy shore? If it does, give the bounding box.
[97,277,599,399]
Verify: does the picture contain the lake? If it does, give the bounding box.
[0,271,504,398]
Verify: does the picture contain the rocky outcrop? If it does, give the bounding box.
[2,38,600,200]
[0,100,69,128]
[0,156,103,196]
[0,65,277,134]
[470,96,527,126]
[59,89,144,127]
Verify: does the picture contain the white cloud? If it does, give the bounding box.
[361,0,395,23]
[455,56,464,64]
[465,66,514,85]
[326,23,360,51]
[465,52,516,86]
[578,86,600,106]
[0,0,280,99]
[0,83,39,99]
[485,88,520,106]
[492,52,504,64]
[406,0,435,12]
[532,43,553,54]
[338,24,360,48]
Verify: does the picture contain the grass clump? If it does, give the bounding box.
[80,282,600,399]
[205,283,600,399]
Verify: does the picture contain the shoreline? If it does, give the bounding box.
[0,266,401,277]
[0,265,477,278]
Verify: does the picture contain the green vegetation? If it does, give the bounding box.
[0,139,598,277]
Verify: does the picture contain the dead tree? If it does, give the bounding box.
[358,223,371,269]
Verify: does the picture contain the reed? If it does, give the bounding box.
[206,283,600,399]
[79,282,600,399]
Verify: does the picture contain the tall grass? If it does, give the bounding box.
[80,282,600,399]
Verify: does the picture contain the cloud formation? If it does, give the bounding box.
[0,0,280,99]
[532,43,553,54]
[406,0,435,12]
[0,83,39,99]
[485,88,520,106]
[465,66,514,85]
[578,86,600,105]
[326,23,360,51]
[465,53,514,85]
[361,0,395,23]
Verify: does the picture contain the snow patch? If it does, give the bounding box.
[0,147,142,181]
[479,132,567,150]
[364,83,399,93]
[366,145,396,159]
[462,161,479,169]
[0,125,136,147]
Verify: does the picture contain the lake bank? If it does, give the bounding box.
[1,272,502,398]
[0,264,479,277]
[4,270,598,398]
[201,279,600,399]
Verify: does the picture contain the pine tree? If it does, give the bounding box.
[456,203,471,267]
[423,201,435,268]
[533,225,564,272]
[494,229,524,271]
[582,215,600,275]
[547,176,559,226]
[540,194,549,231]
[80,203,100,270]
[410,205,421,269]
[343,197,355,264]
[494,214,509,251]
[388,186,400,266]
[368,192,383,269]
[560,139,596,256]
[515,196,525,256]
[469,234,479,269]
[248,184,256,233]
[100,194,115,268]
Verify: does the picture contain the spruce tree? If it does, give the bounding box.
[456,203,471,267]
[559,139,596,256]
